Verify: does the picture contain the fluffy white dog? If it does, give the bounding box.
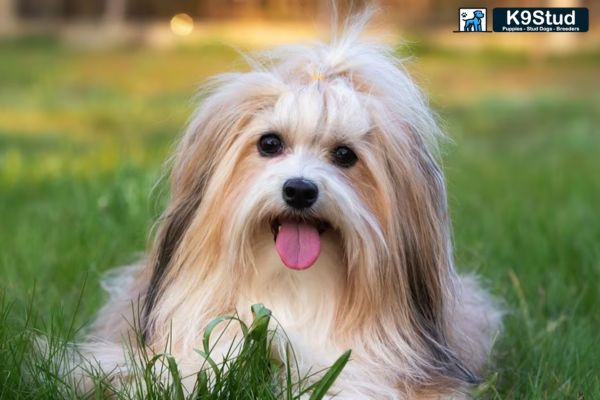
[79,13,501,399]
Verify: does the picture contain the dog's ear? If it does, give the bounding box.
[142,73,282,337]
[405,139,478,384]
[389,129,478,385]
[368,94,477,383]
[142,186,204,339]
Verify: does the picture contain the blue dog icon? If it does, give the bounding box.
[462,10,485,31]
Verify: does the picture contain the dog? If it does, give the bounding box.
[463,10,485,32]
[76,13,501,399]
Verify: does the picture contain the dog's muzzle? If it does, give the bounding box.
[269,216,330,272]
[282,178,318,209]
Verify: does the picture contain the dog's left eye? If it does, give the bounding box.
[257,133,284,157]
[331,145,358,168]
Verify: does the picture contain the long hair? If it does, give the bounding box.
[141,11,478,392]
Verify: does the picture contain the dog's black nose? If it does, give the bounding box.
[282,178,318,209]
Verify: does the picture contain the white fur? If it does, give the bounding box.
[73,12,502,400]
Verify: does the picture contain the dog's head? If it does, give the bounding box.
[473,10,485,19]
[144,15,473,386]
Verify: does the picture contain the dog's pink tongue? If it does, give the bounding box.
[275,221,321,270]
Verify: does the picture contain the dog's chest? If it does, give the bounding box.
[236,232,346,351]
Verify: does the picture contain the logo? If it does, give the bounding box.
[456,8,489,32]
[493,8,589,32]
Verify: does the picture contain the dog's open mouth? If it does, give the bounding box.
[270,218,330,270]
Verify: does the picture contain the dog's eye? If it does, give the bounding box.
[258,133,283,157]
[331,146,358,168]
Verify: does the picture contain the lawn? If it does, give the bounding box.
[1,36,599,398]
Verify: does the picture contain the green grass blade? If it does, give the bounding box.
[193,349,221,389]
[307,350,351,400]
[194,369,210,399]
[166,354,186,400]
[249,303,272,341]
[202,315,248,355]
[285,343,293,400]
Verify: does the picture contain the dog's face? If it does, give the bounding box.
[146,39,454,350]
[142,26,478,388]
[474,10,485,18]
[210,80,388,272]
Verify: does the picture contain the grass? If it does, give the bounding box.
[1,297,350,399]
[1,35,599,398]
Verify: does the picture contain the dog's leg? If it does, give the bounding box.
[69,264,148,393]
[446,275,502,376]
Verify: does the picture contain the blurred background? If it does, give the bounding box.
[1,0,599,398]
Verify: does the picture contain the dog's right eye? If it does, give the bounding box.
[258,133,284,157]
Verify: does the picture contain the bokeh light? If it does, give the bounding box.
[170,13,194,36]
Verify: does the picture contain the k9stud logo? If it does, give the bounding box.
[454,7,589,34]
[457,8,490,32]
[493,8,589,32]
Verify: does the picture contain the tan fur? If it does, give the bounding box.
[77,12,502,399]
